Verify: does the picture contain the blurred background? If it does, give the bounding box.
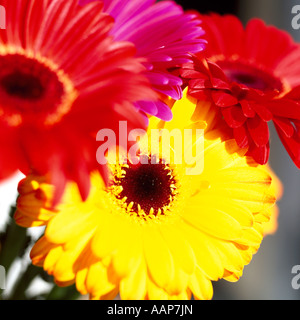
[0,0,300,300]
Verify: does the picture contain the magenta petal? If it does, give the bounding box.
[155,100,173,121]
[137,99,172,121]
[136,100,158,116]
[146,72,169,85]
[155,85,182,100]
[146,71,183,86]
[146,53,173,63]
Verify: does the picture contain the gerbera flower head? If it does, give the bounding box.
[79,0,207,121]
[180,13,300,167]
[15,93,277,300]
[0,0,155,201]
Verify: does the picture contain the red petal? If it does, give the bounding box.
[273,117,295,138]
[210,78,231,90]
[240,100,256,118]
[248,143,270,165]
[283,85,300,100]
[51,169,67,208]
[266,99,300,120]
[251,103,273,122]
[233,126,250,149]
[274,124,300,168]
[189,78,212,89]
[207,60,228,82]
[0,131,19,179]
[222,106,247,128]
[245,18,296,69]
[180,68,205,80]
[188,88,210,101]
[211,91,238,107]
[247,115,270,147]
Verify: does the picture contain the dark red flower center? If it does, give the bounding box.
[114,157,177,215]
[0,53,77,126]
[1,72,44,100]
[218,60,283,92]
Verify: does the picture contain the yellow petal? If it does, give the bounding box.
[214,241,244,274]
[86,261,116,297]
[91,215,129,259]
[14,209,48,227]
[202,139,247,172]
[160,224,196,275]
[45,209,95,244]
[190,195,254,228]
[143,226,175,289]
[119,257,147,300]
[165,267,189,296]
[237,227,263,247]
[112,226,142,278]
[183,205,242,241]
[192,99,218,130]
[147,277,169,300]
[43,245,63,275]
[30,236,56,267]
[189,267,213,300]
[179,222,223,281]
[76,267,88,295]
[164,88,197,131]
[53,229,95,282]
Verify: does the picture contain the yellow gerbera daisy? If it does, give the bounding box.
[15,91,277,300]
[262,165,283,236]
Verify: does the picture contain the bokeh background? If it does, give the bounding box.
[0,0,300,300]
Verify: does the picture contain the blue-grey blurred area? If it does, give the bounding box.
[176,0,300,300]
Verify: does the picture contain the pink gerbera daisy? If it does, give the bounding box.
[79,0,206,121]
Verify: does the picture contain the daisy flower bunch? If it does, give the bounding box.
[0,0,297,301]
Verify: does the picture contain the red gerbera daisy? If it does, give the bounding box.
[180,13,300,167]
[0,0,155,202]
[79,0,206,121]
